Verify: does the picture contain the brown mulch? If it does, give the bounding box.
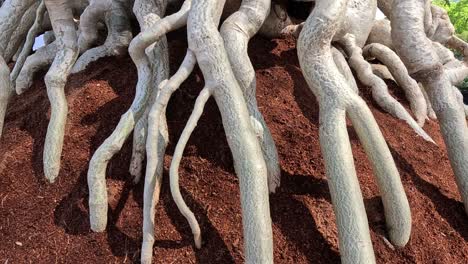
[0,31,467,263]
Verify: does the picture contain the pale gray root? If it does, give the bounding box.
[11,0,47,82]
[446,66,468,87]
[363,43,428,126]
[0,56,12,138]
[77,0,109,53]
[129,0,191,184]
[15,41,57,95]
[418,83,437,120]
[141,50,195,264]
[72,0,133,73]
[169,86,212,250]
[259,2,296,38]
[42,0,80,183]
[367,19,393,50]
[43,30,55,45]
[334,0,377,48]
[4,1,38,62]
[188,0,273,262]
[220,0,281,193]
[339,34,434,143]
[392,0,468,215]
[298,1,411,262]
[452,86,468,117]
[87,0,169,233]
[0,0,37,138]
[371,64,395,81]
[0,0,36,58]
[11,40,23,62]
[332,46,359,93]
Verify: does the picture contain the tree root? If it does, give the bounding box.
[392,0,468,215]
[87,0,169,233]
[298,0,411,262]
[339,34,434,143]
[220,0,280,193]
[72,0,133,74]
[42,0,80,183]
[363,43,428,126]
[186,0,273,262]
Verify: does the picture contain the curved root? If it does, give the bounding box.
[298,0,411,262]
[169,86,212,250]
[392,0,468,215]
[220,0,280,193]
[363,43,428,126]
[340,34,434,143]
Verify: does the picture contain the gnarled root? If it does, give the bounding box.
[140,50,195,264]
[392,0,468,215]
[42,0,79,183]
[0,56,12,138]
[339,34,434,143]
[72,0,133,74]
[15,41,57,95]
[11,0,46,83]
[87,0,169,233]
[220,0,281,193]
[298,0,411,262]
[363,43,428,126]
[186,0,273,262]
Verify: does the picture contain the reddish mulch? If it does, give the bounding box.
[0,31,467,263]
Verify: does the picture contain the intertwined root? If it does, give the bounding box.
[71,0,133,74]
[339,34,434,143]
[220,0,280,192]
[183,0,273,262]
[298,0,411,263]
[363,43,428,126]
[391,0,468,215]
[87,0,169,232]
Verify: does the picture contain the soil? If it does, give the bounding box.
[0,30,467,264]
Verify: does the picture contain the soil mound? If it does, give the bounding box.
[0,32,466,263]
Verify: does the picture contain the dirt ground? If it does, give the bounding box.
[0,31,467,263]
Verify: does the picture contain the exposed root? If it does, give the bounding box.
[169,86,212,250]
[332,46,358,93]
[15,41,57,95]
[371,64,395,82]
[419,83,437,120]
[220,0,280,193]
[87,0,169,233]
[38,0,79,183]
[11,0,46,83]
[72,0,133,74]
[299,2,411,263]
[188,0,273,262]
[0,56,12,138]
[141,50,196,264]
[339,34,434,143]
[363,43,428,126]
[392,0,468,215]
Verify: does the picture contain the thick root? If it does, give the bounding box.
[220,0,281,193]
[88,0,169,233]
[392,0,468,215]
[363,43,428,126]
[371,64,395,82]
[340,34,434,143]
[72,0,133,74]
[42,0,79,183]
[298,1,411,262]
[332,46,359,93]
[188,0,273,262]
